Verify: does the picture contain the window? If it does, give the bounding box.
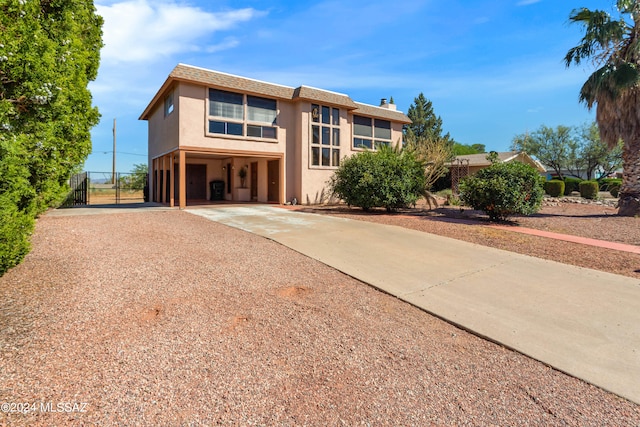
[207,89,278,139]
[310,104,340,167]
[164,91,174,117]
[210,89,243,120]
[353,115,392,149]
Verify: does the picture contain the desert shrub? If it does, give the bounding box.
[436,189,461,206]
[599,178,622,197]
[579,180,599,199]
[563,177,583,196]
[330,145,426,211]
[459,162,544,221]
[544,180,565,197]
[609,182,621,198]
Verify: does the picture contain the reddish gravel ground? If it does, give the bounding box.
[0,208,639,425]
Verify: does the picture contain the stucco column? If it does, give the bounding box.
[161,155,167,204]
[179,150,186,209]
[169,152,175,207]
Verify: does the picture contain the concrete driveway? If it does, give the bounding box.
[187,205,640,404]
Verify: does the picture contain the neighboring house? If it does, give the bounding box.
[446,151,546,192]
[140,64,411,208]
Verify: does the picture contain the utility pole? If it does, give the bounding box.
[112,118,116,185]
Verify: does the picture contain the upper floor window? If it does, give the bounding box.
[353,115,391,149]
[208,89,277,139]
[164,91,174,117]
[310,104,340,167]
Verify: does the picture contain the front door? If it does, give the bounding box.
[267,160,279,203]
[186,164,207,200]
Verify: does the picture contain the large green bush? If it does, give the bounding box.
[330,145,426,211]
[459,162,544,221]
[0,139,36,275]
[0,1,103,276]
[579,180,599,199]
[544,180,565,197]
[563,177,583,196]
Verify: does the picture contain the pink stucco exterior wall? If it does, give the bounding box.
[145,74,408,205]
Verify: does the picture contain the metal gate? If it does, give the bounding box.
[64,171,148,206]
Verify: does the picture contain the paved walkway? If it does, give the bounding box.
[187,205,640,404]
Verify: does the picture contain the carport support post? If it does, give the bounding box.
[169,152,175,207]
[179,150,186,209]
[161,155,167,204]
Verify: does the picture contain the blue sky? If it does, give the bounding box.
[86,0,618,172]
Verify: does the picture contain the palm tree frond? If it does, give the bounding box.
[565,8,626,66]
[579,62,640,108]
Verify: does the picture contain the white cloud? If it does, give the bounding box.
[517,0,541,5]
[205,37,240,53]
[96,0,262,63]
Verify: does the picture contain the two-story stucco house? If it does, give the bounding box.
[140,64,411,208]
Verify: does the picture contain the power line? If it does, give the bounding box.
[98,151,147,157]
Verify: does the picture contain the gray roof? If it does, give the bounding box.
[140,64,410,123]
[448,151,546,172]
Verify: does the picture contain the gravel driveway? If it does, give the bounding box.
[1,210,639,425]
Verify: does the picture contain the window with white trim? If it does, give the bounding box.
[353,115,392,149]
[208,89,278,139]
[310,104,340,167]
[164,91,174,117]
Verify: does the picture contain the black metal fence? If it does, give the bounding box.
[64,171,148,206]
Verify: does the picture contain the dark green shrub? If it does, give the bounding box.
[0,139,36,276]
[563,177,583,196]
[609,183,621,198]
[330,145,426,212]
[543,180,565,197]
[459,162,544,221]
[599,178,622,197]
[579,180,599,199]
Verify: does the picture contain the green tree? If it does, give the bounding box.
[570,122,623,180]
[404,93,455,145]
[0,0,103,275]
[453,143,486,155]
[565,1,640,216]
[119,163,148,191]
[405,133,453,208]
[330,145,426,212]
[511,125,577,180]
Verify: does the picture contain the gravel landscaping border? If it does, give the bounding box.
[0,210,638,425]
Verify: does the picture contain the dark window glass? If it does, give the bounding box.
[209,89,243,104]
[322,106,330,124]
[374,119,391,139]
[311,147,320,165]
[312,125,320,144]
[375,140,390,149]
[332,108,339,125]
[354,115,372,137]
[227,122,243,136]
[311,104,320,122]
[247,95,276,110]
[322,148,330,166]
[332,128,340,146]
[322,127,330,145]
[332,149,340,166]
[354,137,372,149]
[209,120,225,134]
[262,126,277,139]
[247,125,262,137]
